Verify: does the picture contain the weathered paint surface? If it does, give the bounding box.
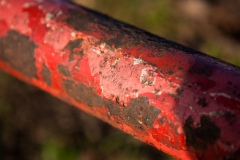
[0,0,240,159]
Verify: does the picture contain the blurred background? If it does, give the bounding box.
[0,0,240,160]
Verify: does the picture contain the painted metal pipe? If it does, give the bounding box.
[0,0,240,159]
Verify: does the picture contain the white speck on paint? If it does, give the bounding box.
[91,48,101,55]
[140,68,156,85]
[56,11,63,17]
[138,120,143,124]
[45,13,53,21]
[100,43,106,49]
[133,58,144,65]
[23,2,31,8]
[217,93,231,99]
[71,32,76,37]
[210,93,216,97]
[46,23,51,27]
[140,68,148,83]
[210,92,231,99]
[132,91,139,97]
[153,90,162,95]
[112,58,120,66]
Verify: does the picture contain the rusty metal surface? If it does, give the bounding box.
[0,0,240,159]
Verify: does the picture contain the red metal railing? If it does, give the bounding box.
[0,0,240,159]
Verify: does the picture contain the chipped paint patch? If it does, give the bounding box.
[183,116,221,150]
[63,79,105,106]
[41,63,51,86]
[133,57,144,65]
[0,30,37,77]
[87,45,181,105]
[123,97,161,129]
[58,64,71,77]
[64,38,83,60]
[62,79,161,130]
[140,68,157,85]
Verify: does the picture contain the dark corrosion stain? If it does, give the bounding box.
[63,79,160,130]
[64,38,83,61]
[227,81,240,99]
[64,9,97,31]
[197,97,208,108]
[228,81,232,85]
[41,63,51,86]
[183,116,221,150]
[63,7,204,55]
[58,64,71,77]
[0,30,37,78]
[122,97,161,129]
[63,79,105,107]
[224,111,236,125]
[166,70,174,75]
[188,64,214,77]
[191,78,216,92]
[228,149,240,160]
[176,87,184,97]
[105,100,121,116]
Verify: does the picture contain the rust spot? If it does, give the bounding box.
[123,97,161,129]
[224,111,236,125]
[183,116,221,150]
[63,80,160,130]
[63,80,105,107]
[166,70,174,75]
[105,101,121,115]
[176,87,184,97]
[41,63,51,86]
[0,30,37,78]
[58,64,71,77]
[197,97,208,108]
[231,149,240,160]
[106,97,161,129]
[64,9,97,31]
[188,63,214,77]
[64,38,83,61]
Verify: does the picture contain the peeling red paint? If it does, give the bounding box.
[0,0,240,160]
